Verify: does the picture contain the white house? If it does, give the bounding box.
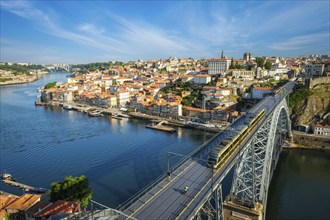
[251,86,273,99]
[216,88,231,96]
[314,123,330,136]
[208,58,231,75]
[194,74,211,84]
[116,91,130,106]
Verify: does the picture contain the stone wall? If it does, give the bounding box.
[309,76,330,89]
[292,131,330,150]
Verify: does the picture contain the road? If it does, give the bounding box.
[121,82,295,219]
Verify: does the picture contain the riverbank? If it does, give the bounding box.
[1,71,214,207]
[0,75,38,86]
[283,143,330,151]
[35,101,223,133]
[128,112,222,132]
[0,71,50,86]
[289,131,330,150]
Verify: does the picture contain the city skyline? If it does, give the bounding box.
[1,0,329,64]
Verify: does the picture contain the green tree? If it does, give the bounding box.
[48,175,92,208]
[256,57,265,68]
[265,61,272,70]
[181,99,191,106]
[5,213,10,220]
[289,89,311,110]
[44,81,57,89]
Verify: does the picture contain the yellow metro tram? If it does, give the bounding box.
[207,109,266,169]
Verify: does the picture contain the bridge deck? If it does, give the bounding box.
[122,82,295,219]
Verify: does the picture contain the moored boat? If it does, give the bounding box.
[63,104,73,110]
[88,110,103,117]
[35,101,47,106]
[1,172,16,181]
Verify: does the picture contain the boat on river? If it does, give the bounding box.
[63,104,73,110]
[88,110,103,117]
[1,172,16,181]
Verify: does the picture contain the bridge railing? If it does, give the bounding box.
[116,82,295,213]
[116,126,237,212]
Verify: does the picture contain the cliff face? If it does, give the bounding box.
[292,78,330,126]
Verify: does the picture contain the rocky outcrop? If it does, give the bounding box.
[293,77,330,126]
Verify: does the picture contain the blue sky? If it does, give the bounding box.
[1,0,329,64]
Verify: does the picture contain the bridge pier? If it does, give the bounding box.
[195,184,224,220]
[223,200,263,220]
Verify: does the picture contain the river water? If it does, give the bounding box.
[0,72,329,219]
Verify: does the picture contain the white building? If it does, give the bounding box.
[251,86,273,99]
[116,91,130,106]
[303,64,324,77]
[170,57,179,66]
[216,88,231,96]
[231,70,255,80]
[314,123,330,136]
[194,74,211,84]
[208,58,231,75]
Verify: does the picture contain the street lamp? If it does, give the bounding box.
[167,151,215,191]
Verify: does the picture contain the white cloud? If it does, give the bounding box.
[1,1,197,61]
[111,15,191,53]
[1,0,329,62]
[0,1,124,53]
[269,33,330,51]
[0,38,66,64]
[78,23,105,35]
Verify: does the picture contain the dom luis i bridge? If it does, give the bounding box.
[91,81,295,220]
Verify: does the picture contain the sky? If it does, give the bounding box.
[0,0,329,64]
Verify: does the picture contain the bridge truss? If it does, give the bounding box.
[195,97,291,220]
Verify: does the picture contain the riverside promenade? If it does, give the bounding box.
[36,101,225,132]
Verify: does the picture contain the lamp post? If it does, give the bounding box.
[167,151,210,173]
[167,151,215,192]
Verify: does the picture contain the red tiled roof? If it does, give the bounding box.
[183,106,211,113]
[254,86,273,91]
[5,194,41,211]
[25,201,52,215]
[35,200,80,218]
[209,58,230,61]
[315,122,330,128]
[195,74,210,77]
[0,195,18,210]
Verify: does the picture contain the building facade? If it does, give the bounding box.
[193,74,211,84]
[208,58,231,75]
[314,123,330,136]
[251,87,273,99]
[303,64,325,77]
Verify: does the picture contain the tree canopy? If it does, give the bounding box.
[48,175,92,207]
[256,57,265,68]
[44,81,57,89]
[265,61,272,70]
[0,63,45,75]
[72,61,125,72]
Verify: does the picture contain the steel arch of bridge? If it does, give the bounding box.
[196,97,291,220]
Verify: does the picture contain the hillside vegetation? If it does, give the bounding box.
[290,80,330,126]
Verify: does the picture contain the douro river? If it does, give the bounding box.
[1,72,329,219]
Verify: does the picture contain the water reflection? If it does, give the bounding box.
[1,72,212,207]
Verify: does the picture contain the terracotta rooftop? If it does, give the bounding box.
[195,74,210,77]
[0,195,18,210]
[254,86,273,91]
[5,194,41,211]
[209,58,231,61]
[183,106,211,113]
[35,200,80,218]
[315,122,330,128]
[25,201,52,215]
